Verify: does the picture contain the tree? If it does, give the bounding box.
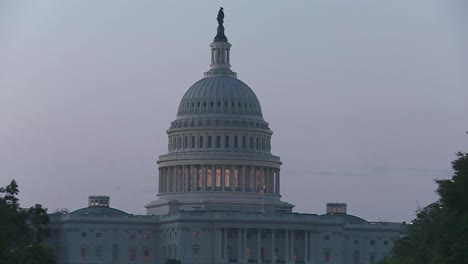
[0,180,56,264]
[380,152,468,264]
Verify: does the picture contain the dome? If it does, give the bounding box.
[177,76,263,118]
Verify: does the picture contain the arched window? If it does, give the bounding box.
[224,169,230,188]
[215,168,221,188]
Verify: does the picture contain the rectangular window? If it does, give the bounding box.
[96,232,101,238]
[199,136,203,148]
[234,136,238,148]
[184,136,188,148]
[191,136,195,148]
[370,240,375,245]
[81,232,87,238]
[207,136,212,148]
[95,246,103,260]
[216,136,221,148]
[324,250,330,263]
[144,248,150,261]
[250,137,254,149]
[80,246,88,260]
[112,245,119,260]
[192,246,200,259]
[242,136,246,148]
[144,233,150,239]
[256,137,259,149]
[370,255,376,264]
[225,136,229,148]
[129,248,136,261]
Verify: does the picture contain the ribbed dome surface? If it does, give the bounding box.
[177,76,263,117]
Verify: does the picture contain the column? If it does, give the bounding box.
[165,167,170,193]
[217,228,223,261]
[291,230,295,262]
[180,166,188,192]
[271,229,276,264]
[211,165,216,191]
[190,166,198,192]
[221,165,225,191]
[231,165,236,191]
[241,165,246,192]
[252,166,257,192]
[223,228,228,261]
[285,230,289,263]
[276,170,281,194]
[304,231,308,263]
[243,229,247,261]
[201,165,206,191]
[257,229,262,263]
[238,228,242,263]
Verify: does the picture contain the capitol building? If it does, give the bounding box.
[47,9,405,264]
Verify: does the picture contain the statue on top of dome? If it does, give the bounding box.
[217,7,224,26]
[214,7,227,42]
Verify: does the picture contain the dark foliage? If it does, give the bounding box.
[380,152,468,264]
[0,180,56,264]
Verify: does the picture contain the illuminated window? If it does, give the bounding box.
[216,168,221,187]
[207,169,212,187]
[225,169,230,187]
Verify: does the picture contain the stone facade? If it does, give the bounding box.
[47,11,405,264]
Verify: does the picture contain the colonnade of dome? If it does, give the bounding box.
[158,165,280,194]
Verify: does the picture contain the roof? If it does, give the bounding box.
[69,206,129,216]
[320,213,368,224]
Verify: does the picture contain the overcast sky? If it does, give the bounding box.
[1,1,467,222]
